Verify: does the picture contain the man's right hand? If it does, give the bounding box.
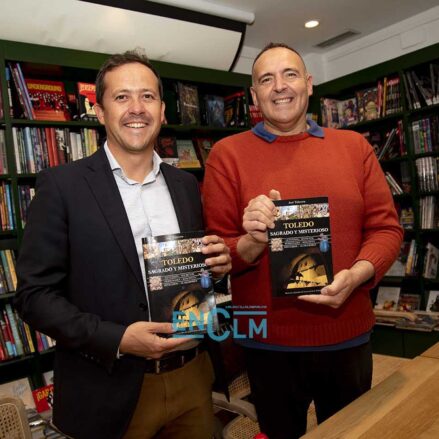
[119,321,192,359]
[242,189,281,243]
[237,189,281,263]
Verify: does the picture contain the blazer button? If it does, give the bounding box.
[139,303,148,311]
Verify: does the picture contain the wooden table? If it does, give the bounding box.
[420,341,439,360]
[302,355,439,438]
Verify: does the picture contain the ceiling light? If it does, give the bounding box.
[305,20,319,29]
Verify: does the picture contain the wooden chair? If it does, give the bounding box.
[0,396,32,439]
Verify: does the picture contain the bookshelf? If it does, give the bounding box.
[0,38,251,387]
[313,42,439,357]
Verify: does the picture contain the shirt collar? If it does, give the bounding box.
[104,142,162,184]
[251,118,325,143]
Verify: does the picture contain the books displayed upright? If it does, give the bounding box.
[375,286,400,311]
[176,139,201,169]
[203,95,225,127]
[177,82,200,125]
[268,197,333,296]
[25,78,70,121]
[77,82,97,120]
[143,231,218,334]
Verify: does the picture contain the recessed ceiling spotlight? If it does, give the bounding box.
[305,20,320,29]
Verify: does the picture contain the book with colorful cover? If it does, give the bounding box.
[356,86,379,122]
[32,384,54,412]
[397,294,421,312]
[176,139,201,169]
[268,197,333,296]
[25,78,70,121]
[77,82,97,120]
[142,231,218,334]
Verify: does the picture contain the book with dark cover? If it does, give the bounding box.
[155,136,179,167]
[25,78,70,121]
[356,86,379,122]
[143,231,218,334]
[268,197,333,297]
[204,95,225,127]
[177,82,200,125]
[77,82,97,120]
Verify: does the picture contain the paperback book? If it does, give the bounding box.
[143,231,218,334]
[268,197,333,297]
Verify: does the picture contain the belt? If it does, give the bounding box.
[144,346,203,374]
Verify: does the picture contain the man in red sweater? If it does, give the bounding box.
[203,43,403,439]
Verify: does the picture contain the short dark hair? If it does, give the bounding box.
[252,42,306,72]
[95,49,163,104]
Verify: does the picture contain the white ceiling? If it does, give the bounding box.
[203,0,439,55]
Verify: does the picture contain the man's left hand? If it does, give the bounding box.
[297,260,375,309]
[202,235,231,278]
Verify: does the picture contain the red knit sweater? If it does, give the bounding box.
[203,127,403,346]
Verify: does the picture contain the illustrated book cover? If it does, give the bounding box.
[77,82,97,120]
[143,231,218,334]
[32,384,54,413]
[177,82,200,125]
[25,78,70,121]
[176,139,201,169]
[268,197,333,297]
[155,136,179,167]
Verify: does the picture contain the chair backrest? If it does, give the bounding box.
[0,396,32,439]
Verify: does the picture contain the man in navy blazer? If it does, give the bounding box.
[15,50,231,439]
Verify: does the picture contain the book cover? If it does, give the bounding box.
[423,242,439,279]
[155,136,179,167]
[176,139,201,169]
[375,286,401,311]
[32,384,54,413]
[142,231,218,334]
[77,82,97,120]
[356,87,379,122]
[204,95,225,127]
[268,197,333,297]
[25,78,70,121]
[337,98,358,127]
[397,294,421,312]
[0,377,35,409]
[426,290,439,312]
[177,82,200,125]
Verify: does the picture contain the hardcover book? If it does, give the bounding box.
[25,78,70,121]
[32,384,54,412]
[143,231,218,334]
[268,197,333,297]
[177,82,200,125]
[204,95,225,127]
[77,82,97,120]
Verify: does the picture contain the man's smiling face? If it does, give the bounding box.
[251,47,313,136]
[95,62,165,155]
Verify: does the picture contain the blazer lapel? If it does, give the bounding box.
[83,148,144,292]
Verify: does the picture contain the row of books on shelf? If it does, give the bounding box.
[0,129,7,174]
[0,249,17,293]
[402,64,439,110]
[12,126,100,174]
[410,114,439,154]
[415,156,439,193]
[361,122,406,160]
[5,61,250,128]
[166,82,247,127]
[320,76,403,128]
[374,286,439,331]
[0,302,55,362]
[155,136,216,169]
[18,184,35,228]
[0,181,15,231]
[419,196,439,229]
